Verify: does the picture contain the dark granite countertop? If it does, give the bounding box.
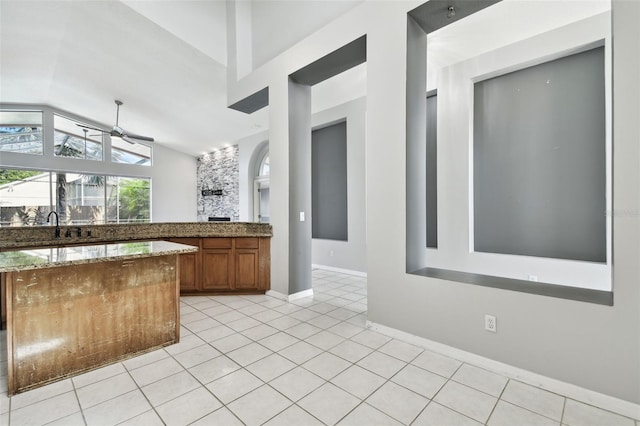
[0,222,272,250]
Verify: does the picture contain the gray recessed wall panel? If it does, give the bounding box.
[473,46,606,263]
[312,121,348,241]
[228,87,269,114]
[426,93,438,248]
[290,36,366,86]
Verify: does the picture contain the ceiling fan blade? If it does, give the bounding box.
[76,123,107,133]
[122,132,154,142]
[120,135,137,145]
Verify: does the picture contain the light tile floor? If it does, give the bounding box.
[1,269,638,426]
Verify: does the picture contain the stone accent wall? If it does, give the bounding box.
[197,146,240,222]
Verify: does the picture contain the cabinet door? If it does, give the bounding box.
[235,249,259,290]
[202,249,234,290]
[168,238,200,292]
[258,238,271,291]
[177,252,199,292]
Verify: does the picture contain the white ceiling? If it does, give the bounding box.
[0,0,358,157]
[0,0,609,157]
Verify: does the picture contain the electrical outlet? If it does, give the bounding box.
[299,212,305,221]
[528,275,538,282]
[485,314,497,333]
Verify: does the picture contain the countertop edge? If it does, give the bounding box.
[0,241,199,273]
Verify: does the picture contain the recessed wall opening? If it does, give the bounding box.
[312,120,348,241]
[406,0,612,303]
[426,91,438,249]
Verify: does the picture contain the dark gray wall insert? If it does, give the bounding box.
[312,121,348,241]
[290,36,366,86]
[409,0,500,34]
[228,87,269,114]
[426,92,438,248]
[473,46,606,263]
[410,267,613,306]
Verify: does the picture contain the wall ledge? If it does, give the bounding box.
[410,267,613,306]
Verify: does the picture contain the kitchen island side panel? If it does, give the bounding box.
[6,254,179,395]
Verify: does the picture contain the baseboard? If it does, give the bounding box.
[266,288,314,302]
[366,320,640,421]
[312,264,367,277]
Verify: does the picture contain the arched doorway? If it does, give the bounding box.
[253,147,270,223]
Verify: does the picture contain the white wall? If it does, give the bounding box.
[149,143,197,222]
[227,0,640,407]
[311,97,366,274]
[251,0,363,71]
[367,0,639,406]
[237,98,367,273]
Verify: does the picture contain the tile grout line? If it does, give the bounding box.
[118,364,168,425]
[69,376,88,426]
[419,361,490,425]
[483,377,510,425]
[178,285,353,424]
[20,272,635,426]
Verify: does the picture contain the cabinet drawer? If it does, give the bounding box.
[235,238,258,249]
[202,238,232,249]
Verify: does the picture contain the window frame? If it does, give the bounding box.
[0,167,151,226]
[0,110,45,156]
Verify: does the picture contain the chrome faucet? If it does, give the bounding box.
[46,211,60,238]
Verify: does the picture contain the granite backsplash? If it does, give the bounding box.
[0,222,272,249]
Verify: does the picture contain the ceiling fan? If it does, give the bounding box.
[77,100,154,144]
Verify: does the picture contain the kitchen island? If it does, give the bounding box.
[0,222,273,295]
[0,240,197,395]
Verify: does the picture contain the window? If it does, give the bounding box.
[0,168,150,226]
[0,111,44,155]
[254,144,270,223]
[0,169,51,226]
[259,154,270,177]
[106,176,150,223]
[1,106,152,166]
[54,114,104,161]
[112,138,152,166]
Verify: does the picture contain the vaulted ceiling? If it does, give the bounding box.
[0,0,609,157]
[0,0,361,156]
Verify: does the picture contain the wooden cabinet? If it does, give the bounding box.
[202,238,233,291]
[170,237,270,294]
[235,238,259,290]
[169,238,199,292]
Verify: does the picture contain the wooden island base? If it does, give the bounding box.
[5,254,180,395]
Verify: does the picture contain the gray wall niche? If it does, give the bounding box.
[474,46,606,263]
[311,97,367,274]
[312,120,348,241]
[197,145,240,221]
